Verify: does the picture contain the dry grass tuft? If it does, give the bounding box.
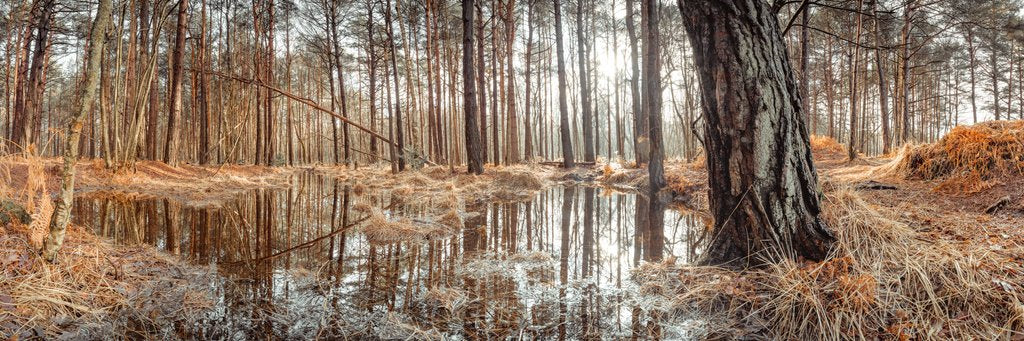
[0,222,213,338]
[883,121,1024,193]
[0,156,215,338]
[635,186,1024,340]
[810,135,847,158]
[361,208,454,244]
[491,168,545,190]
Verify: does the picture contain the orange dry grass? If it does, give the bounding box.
[810,135,846,157]
[0,156,213,338]
[1,223,213,338]
[890,121,1024,193]
[0,157,296,207]
[634,186,1024,340]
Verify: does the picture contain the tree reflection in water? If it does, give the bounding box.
[72,173,706,339]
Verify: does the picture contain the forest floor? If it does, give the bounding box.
[2,122,1023,339]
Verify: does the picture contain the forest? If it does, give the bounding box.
[1,0,1023,339]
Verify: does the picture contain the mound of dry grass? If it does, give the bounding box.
[491,168,545,190]
[0,154,215,338]
[810,135,847,158]
[361,208,457,245]
[0,221,214,339]
[884,121,1024,193]
[0,157,296,207]
[634,186,1024,340]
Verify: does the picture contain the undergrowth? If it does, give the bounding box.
[0,153,214,339]
[633,186,1024,340]
[885,121,1024,193]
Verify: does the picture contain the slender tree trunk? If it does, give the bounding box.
[366,1,379,159]
[626,0,646,165]
[164,0,187,165]
[475,2,488,164]
[577,0,595,162]
[799,2,811,131]
[328,1,351,165]
[874,1,891,155]
[385,0,405,171]
[463,0,484,174]
[847,0,864,161]
[504,0,518,164]
[21,0,54,150]
[145,1,161,160]
[523,0,535,161]
[990,38,1001,120]
[898,0,913,143]
[42,0,114,261]
[642,0,664,191]
[677,0,834,267]
[553,0,574,167]
[198,0,211,164]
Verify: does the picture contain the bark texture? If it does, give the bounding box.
[462,0,485,174]
[677,0,834,266]
[41,0,114,261]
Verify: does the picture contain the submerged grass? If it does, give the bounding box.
[634,186,1024,340]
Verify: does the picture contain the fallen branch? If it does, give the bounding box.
[225,202,399,265]
[854,180,897,191]
[190,68,435,166]
[984,196,1012,214]
[538,161,596,167]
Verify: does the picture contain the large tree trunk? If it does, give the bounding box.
[641,0,664,191]
[553,0,575,168]
[164,0,187,166]
[462,0,484,174]
[677,0,834,267]
[41,0,114,261]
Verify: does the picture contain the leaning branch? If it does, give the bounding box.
[190,68,392,144]
[191,68,435,166]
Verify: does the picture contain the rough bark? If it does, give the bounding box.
[677,0,834,267]
[163,0,187,165]
[641,0,664,191]
[41,0,114,261]
[463,0,485,174]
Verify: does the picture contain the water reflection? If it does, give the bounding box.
[72,172,705,339]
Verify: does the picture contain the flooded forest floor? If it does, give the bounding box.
[2,124,1024,339]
